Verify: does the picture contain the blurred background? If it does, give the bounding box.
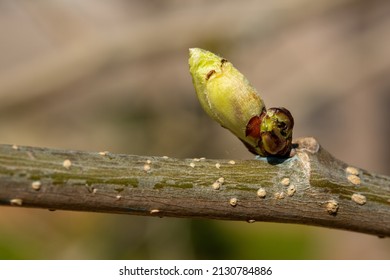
[0,0,389,259]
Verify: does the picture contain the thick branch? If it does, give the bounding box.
[0,138,389,237]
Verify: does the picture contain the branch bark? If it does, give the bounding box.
[0,137,389,237]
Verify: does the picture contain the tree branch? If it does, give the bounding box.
[0,137,389,237]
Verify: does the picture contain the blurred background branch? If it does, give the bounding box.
[0,0,389,259]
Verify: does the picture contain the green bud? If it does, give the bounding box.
[189,48,294,157]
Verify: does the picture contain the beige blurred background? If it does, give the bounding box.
[0,0,389,259]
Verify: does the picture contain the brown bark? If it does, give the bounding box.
[0,137,389,237]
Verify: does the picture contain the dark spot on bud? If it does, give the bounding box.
[221,58,228,66]
[206,70,216,80]
[278,122,288,136]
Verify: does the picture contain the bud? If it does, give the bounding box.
[189,48,294,157]
[259,107,294,156]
